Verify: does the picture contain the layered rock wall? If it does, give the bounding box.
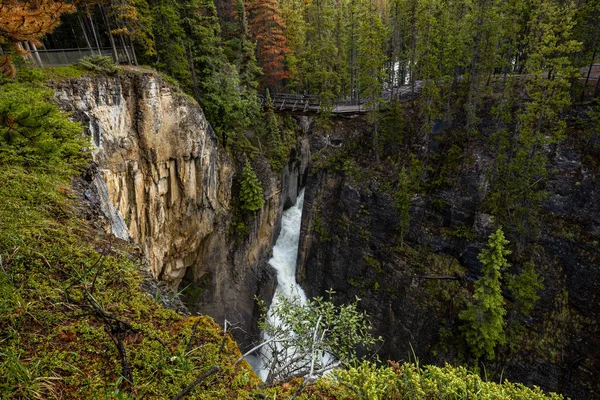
[297,125,599,400]
[55,71,311,348]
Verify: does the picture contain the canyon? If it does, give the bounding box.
[53,71,599,399]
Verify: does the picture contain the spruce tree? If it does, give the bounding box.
[264,89,286,171]
[239,159,264,212]
[460,228,510,359]
[302,0,341,113]
[279,0,306,91]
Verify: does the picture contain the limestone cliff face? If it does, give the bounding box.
[54,71,311,349]
[55,71,230,285]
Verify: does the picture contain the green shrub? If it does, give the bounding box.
[77,55,118,74]
[0,81,89,173]
[333,361,564,399]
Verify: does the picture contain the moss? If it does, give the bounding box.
[363,256,384,274]
[440,224,476,241]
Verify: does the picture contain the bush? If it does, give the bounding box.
[77,55,118,74]
[333,361,564,399]
[0,81,89,173]
[251,291,380,384]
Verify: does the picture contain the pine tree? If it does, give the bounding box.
[235,0,262,120]
[302,0,341,114]
[279,0,306,91]
[415,0,443,145]
[239,159,264,211]
[0,0,75,77]
[148,0,190,87]
[506,261,543,316]
[357,0,386,112]
[246,0,289,91]
[180,0,253,144]
[460,228,510,359]
[487,0,580,241]
[263,89,286,170]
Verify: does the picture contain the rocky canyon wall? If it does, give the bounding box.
[296,123,599,399]
[54,70,311,348]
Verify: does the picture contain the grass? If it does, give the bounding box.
[0,163,264,399]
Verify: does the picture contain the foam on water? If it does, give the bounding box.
[246,190,307,380]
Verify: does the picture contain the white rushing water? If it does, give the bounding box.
[246,190,307,380]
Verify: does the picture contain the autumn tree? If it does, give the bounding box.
[246,0,289,91]
[0,0,75,76]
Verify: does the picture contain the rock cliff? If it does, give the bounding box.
[297,120,599,399]
[54,70,311,348]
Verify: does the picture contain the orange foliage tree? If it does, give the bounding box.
[0,0,75,76]
[246,0,289,91]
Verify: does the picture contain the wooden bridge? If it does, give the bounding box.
[260,83,422,115]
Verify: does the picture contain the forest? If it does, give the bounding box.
[2,0,599,137]
[1,0,599,398]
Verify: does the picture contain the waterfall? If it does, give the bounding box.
[246,190,307,380]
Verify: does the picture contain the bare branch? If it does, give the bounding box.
[171,365,221,400]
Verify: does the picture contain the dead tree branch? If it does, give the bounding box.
[171,365,221,400]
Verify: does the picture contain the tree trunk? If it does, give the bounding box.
[77,14,93,52]
[119,34,132,64]
[29,42,44,67]
[100,5,119,62]
[86,5,102,53]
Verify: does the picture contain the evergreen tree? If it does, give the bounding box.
[487,0,580,242]
[180,0,256,145]
[303,0,341,114]
[279,0,306,92]
[263,89,286,170]
[148,0,190,87]
[506,261,543,316]
[235,0,262,114]
[239,159,264,211]
[415,0,443,144]
[464,0,502,129]
[0,82,88,171]
[357,0,386,112]
[460,228,510,359]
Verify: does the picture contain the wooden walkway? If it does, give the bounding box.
[260,83,422,115]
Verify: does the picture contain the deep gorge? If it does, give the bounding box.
[51,70,600,399]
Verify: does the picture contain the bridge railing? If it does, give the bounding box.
[259,85,423,113]
[259,93,322,111]
[27,47,133,67]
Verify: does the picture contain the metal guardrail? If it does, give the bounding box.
[28,47,133,67]
[260,84,422,114]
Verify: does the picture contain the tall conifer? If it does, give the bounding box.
[460,228,510,359]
